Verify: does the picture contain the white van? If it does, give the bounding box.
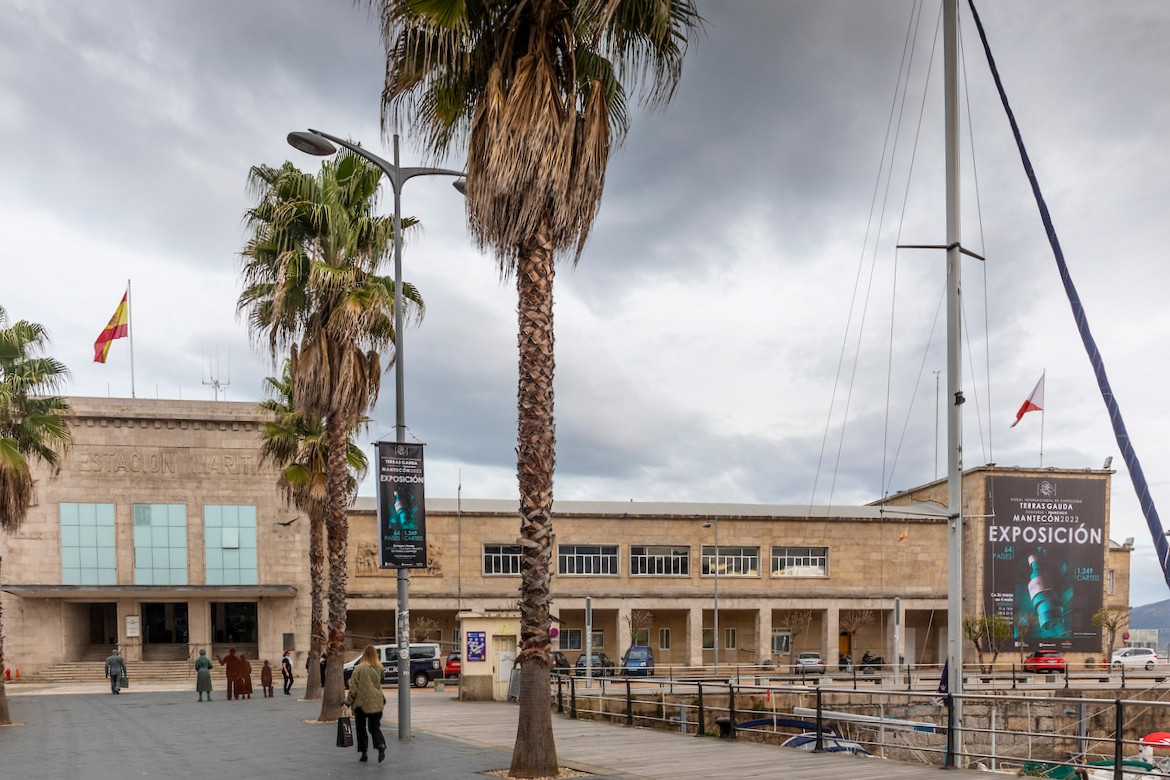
[343,643,442,687]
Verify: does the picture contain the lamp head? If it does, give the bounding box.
[452,178,467,195]
[287,131,336,156]
[702,522,712,529]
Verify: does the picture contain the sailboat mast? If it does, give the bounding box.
[943,0,966,756]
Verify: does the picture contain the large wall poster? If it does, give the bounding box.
[983,475,1106,653]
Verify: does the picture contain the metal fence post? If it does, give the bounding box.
[696,682,705,737]
[557,673,564,713]
[728,683,737,741]
[1113,698,1124,780]
[813,686,825,753]
[625,678,633,726]
[1012,663,1017,690]
[569,674,577,720]
[944,692,956,768]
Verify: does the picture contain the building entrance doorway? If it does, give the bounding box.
[88,603,118,645]
[141,603,189,660]
[212,602,258,645]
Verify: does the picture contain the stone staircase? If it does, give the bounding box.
[19,660,230,684]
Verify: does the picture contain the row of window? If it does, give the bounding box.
[61,503,258,587]
[557,627,793,653]
[485,544,828,578]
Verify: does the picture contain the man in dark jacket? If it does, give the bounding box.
[104,648,126,695]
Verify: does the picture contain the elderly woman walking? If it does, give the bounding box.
[343,644,387,763]
[194,648,213,702]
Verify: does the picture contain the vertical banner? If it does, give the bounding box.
[377,442,427,569]
[984,475,1106,652]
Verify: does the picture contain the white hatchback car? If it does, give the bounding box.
[1111,647,1158,670]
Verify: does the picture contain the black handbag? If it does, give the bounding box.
[119,672,129,689]
[336,715,354,748]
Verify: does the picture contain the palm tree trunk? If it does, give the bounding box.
[509,230,558,778]
[304,507,326,700]
[0,555,10,726]
[318,415,350,722]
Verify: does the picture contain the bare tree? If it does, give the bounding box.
[623,610,656,647]
[1092,606,1132,663]
[839,609,875,658]
[410,616,440,644]
[782,610,814,653]
[963,615,1012,672]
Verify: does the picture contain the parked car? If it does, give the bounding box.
[794,651,826,675]
[551,651,571,672]
[1023,650,1066,673]
[621,646,655,676]
[574,652,616,676]
[444,652,461,678]
[1112,647,1158,670]
[343,642,443,688]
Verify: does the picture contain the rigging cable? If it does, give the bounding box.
[967,0,1170,590]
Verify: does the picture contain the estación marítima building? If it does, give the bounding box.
[1,398,1133,675]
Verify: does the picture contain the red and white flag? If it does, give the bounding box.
[1010,373,1045,428]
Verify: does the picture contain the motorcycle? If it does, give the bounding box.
[860,651,884,673]
[838,653,852,672]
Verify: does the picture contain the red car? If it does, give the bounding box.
[444,652,461,678]
[1023,650,1066,673]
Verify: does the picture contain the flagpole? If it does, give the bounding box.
[127,278,136,398]
[1039,369,1045,467]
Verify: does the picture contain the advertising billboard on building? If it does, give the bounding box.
[984,475,1105,652]
[377,442,427,569]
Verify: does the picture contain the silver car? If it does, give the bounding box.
[795,651,826,675]
[1111,647,1158,670]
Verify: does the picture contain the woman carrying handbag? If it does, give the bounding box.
[343,644,387,763]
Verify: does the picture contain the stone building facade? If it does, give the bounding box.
[0,397,1131,676]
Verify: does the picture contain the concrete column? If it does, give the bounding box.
[687,606,704,668]
[822,605,839,662]
[188,598,211,654]
[756,607,773,665]
[617,605,632,656]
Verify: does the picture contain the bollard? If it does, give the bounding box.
[813,686,825,753]
[1012,663,1017,690]
[944,692,956,768]
[557,673,564,713]
[569,674,577,720]
[696,682,705,737]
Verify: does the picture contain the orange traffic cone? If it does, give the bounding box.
[13,668,19,679]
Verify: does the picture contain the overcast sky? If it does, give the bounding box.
[4,1,1170,606]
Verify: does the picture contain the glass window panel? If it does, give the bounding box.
[78,503,97,525]
[150,504,169,521]
[97,548,116,569]
[222,527,240,549]
[168,505,186,526]
[152,526,168,546]
[97,569,117,586]
[96,526,115,548]
[134,505,152,525]
[133,525,150,548]
[221,505,238,526]
[205,527,222,549]
[60,504,79,525]
[96,504,115,525]
[135,568,152,585]
[78,527,97,548]
[240,528,256,550]
[62,547,80,568]
[80,568,98,583]
[238,506,256,528]
[170,567,187,586]
[168,527,186,548]
[62,567,80,585]
[169,548,186,569]
[239,548,257,569]
[204,506,221,527]
[223,549,240,569]
[205,569,223,586]
[79,548,98,568]
[60,525,80,547]
[205,548,223,569]
[153,568,170,586]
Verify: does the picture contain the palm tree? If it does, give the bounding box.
[373,1,701,774]
[239,155,422,720]
[258,363,369,701]
[0,306,71,725]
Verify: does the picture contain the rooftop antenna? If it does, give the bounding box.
[202,345,231,401]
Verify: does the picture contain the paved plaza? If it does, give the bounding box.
[3,680,987,779]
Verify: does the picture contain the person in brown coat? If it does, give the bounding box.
[218,648,242,700]
[260,660,274,698]
[240,655,254,699]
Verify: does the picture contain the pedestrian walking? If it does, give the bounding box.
[343,644,387,763]
[281,650,294,695]
[104,648,126,695]
[195,648,213,702]
[260,660,274,698]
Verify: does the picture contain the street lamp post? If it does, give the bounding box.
[287,129,463,740]
[702,518,719,675]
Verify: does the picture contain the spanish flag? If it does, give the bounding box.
[94,290,129,363]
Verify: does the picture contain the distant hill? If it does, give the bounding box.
[1130,599,1170,639]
